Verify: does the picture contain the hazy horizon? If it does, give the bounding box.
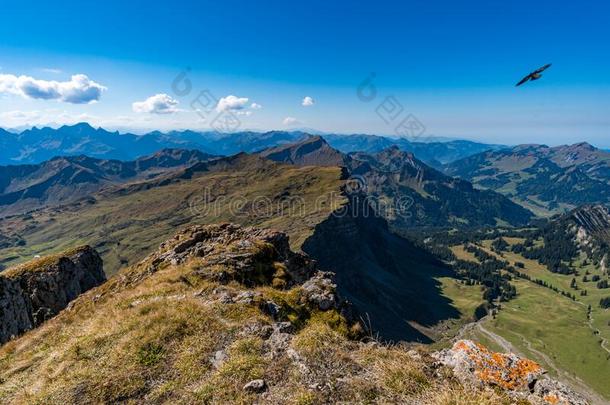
[2,121,608,150]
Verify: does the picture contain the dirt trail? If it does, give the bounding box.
[583,304,610,356]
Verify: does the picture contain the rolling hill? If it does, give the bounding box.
[0,149,215,217]
[0,153,345,273]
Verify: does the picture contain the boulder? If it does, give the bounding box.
[243,379,266,393]
[301,271,337,310]
[434,340,587,404]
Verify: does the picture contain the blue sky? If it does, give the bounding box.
[0,0,609,146]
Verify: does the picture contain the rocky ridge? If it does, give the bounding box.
[571,205,610,235]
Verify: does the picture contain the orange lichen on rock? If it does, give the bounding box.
[544,393,560,404]
[436,340,544,391]
[434,340,588,404]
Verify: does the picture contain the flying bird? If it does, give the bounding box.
[515,63,552,87]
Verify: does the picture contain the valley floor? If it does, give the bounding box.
[443,238,610,403]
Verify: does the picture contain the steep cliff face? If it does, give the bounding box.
[302,193,459,342]
[0,246,105,343]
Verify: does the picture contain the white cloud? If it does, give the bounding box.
[302,96,314,107]
[132,93,179,114]
[283,116,300,126]
[236,111,252,116]
[216,95,249,112]
[250,102,262,110]
[0,73,106,104]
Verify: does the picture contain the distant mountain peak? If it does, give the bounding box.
[444,141,610,216]
[373,146,418,168]
[572,141,597,149]
[299,134,326,144]
[258,135,346,167]
[562,141,597,152]
[60,122,97,132]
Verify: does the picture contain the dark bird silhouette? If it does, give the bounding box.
[516,63,552,87]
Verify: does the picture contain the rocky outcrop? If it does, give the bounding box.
[0,246,105,344]
[434,340,587,404]
[571,205,610,234]
[143,223,326,288]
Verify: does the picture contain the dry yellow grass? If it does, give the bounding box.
[0,228,518,405]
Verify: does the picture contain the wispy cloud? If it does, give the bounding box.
[283,116,300,126]
[41,68,62,74]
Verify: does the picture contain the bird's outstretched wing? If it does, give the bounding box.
[533,63,552,74]
[516,63,551,86]
[515,74,531,87]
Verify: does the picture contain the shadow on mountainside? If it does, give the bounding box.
[302,193,460,343]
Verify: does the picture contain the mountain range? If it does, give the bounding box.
[444,142,610,216]
[0,136,532,343]
[262,137,532,228]
[345,146,533,229]
[1,128,610,401]
[0,123,503,167]
[0,134,530,229]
